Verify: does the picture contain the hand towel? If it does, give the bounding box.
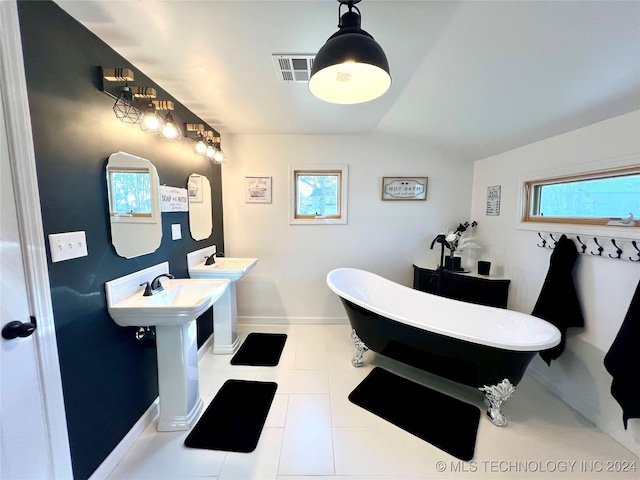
[532,234,584,365]
[604,278,640,429]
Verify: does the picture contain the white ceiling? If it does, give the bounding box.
[55,0,640,161]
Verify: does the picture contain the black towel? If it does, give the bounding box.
[532,234,584,365]
[604,279,640,429]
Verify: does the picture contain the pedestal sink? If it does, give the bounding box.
[105,262,229,431]
[187,246,257,354]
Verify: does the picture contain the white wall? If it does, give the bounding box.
[222,134,473,323]
[470,110,640,454]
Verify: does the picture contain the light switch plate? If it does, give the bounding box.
[49,231,88,262]
[171,224,182,240]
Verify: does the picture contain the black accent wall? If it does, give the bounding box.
[17,2,224,478]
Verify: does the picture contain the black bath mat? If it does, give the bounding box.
[230,333,287,366]
[348,367,480,461]
[184,379,277,453]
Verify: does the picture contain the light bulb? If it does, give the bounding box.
[159,112,182,141]
[140,103,162,134]
[213,148,226,164]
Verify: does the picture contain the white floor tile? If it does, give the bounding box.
[219,428,283,480]
[108,324,639,480]
[255,369,329,394]
[278,394,335,476]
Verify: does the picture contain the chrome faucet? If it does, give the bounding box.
[140,273,175,296]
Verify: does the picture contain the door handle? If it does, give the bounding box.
[2,320,36,340]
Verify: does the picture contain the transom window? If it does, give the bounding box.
[289,165,348,224]
[523,166,640,226]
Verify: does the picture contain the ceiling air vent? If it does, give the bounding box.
[272,54,315,83]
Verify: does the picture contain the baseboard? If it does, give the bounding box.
[198,333,214,359]
[238,315,348,324]
[88,398,160,480]
[90,339,215,479]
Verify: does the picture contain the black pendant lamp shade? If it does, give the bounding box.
[309,0,391,104]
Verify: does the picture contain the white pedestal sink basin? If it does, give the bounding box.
[187,246,257,354]
[105,262,229,431]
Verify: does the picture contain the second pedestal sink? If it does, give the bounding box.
[105,262,229,432]
[187,246,257,354]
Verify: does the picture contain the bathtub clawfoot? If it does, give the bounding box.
[479,379,516,427]
[351,329,369,367]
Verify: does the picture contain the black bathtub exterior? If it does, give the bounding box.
[341,298,536,388]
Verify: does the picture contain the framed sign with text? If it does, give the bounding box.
[382,177,428,201]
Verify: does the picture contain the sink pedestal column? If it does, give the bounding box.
[212,285,239,354]
[155,321,203,431]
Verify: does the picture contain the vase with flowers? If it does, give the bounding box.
[443,221,478,271]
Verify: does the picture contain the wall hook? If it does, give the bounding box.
[608,239,623,259]
[576,236,587,254]
[536,232,546,248]
[630,240,640,262]
[548,233,558,249]
[591,237,604,256]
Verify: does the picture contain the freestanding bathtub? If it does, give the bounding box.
[326,268,561,426]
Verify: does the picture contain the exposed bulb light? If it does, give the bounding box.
[140,102,162,134]
[211,136,226,164]
[193,132,207,155]
[159,112,182,141]
[212,148,226,164]
[309,0,391,104]
[204,138,216,160]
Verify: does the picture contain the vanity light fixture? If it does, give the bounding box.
[102,68,142,124]
[152,100,182,141]
[112,85,142,124]
[309,0,391,104]
[160,112,181,141]
[140,101,163,134]
[204,132,217,160]
[186,124,208,155]
[211,136,226,164]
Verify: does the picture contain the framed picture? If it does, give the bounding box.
[187,174,203,203]
[382,177,428,201]
[245,176,272,203]
[486,185,501,215]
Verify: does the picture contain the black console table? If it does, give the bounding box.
[413,265,510,308]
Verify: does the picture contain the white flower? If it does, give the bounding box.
[445,233,458,243]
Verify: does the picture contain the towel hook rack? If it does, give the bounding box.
[536,232,546,248]
[609,239,623,259]
[630,241,640,262]
[576,236,587,254]
[591,237,604,256]
[548,233,558,249]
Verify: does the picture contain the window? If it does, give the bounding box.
[108,169,153,217]
[289,165,348,224]
[523,166,640,226]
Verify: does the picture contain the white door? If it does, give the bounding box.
[0,2,72,478]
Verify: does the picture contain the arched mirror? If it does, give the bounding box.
[188,174,213,241]
[106,151,162,258]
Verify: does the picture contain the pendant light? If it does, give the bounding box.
[309,0,391,104]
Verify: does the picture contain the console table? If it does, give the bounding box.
[412,265,510,308]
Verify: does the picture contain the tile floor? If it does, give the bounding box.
[108,324,639,480]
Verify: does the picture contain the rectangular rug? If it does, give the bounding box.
[348,367,480,461]
[184,379,277,452]
[230,333,287,366]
